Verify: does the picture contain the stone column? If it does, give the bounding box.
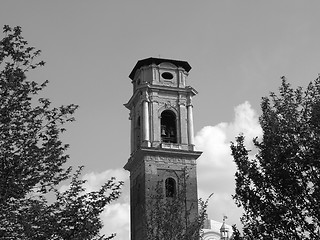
[142,90,150,147]
[179,97,188,145]
[187,95,194,146]
[150,94,160,147]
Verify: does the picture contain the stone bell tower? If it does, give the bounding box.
[124,57,202,240]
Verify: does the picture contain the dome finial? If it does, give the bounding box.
[220,215,229,240]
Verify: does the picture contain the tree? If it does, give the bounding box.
[0,25,122,239]
[145,172,212,240]
[231,77,320,239]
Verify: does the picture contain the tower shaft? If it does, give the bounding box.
[124,58,201,239]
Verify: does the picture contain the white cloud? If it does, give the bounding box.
[195,101,262,227]
[82,168,129,193]
[82,169,130,240]
[67,101,261,238]
[59,168,130,239]
[231,101,262,143]
[58,168,129,194]
[100,203,130,240]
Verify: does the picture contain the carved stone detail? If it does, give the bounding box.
[141,90,150,102]
[162,81,174,87]
[178,99,187,106]
[144,155,196,165]
[149,95,159,103]
[158,99,177,109]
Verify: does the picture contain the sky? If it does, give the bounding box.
[1,1,320,239]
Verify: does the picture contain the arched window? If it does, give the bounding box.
[161,110,177,143]
[165,177,176,198]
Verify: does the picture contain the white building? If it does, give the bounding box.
[202,216,233,240]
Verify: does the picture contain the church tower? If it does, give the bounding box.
[124,57,202,239]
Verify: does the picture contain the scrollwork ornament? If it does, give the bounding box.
[164,101,172,109]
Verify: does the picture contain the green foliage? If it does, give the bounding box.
[0,25,122,239]
[231,77,320,239]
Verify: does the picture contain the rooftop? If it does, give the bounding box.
[129,57,192,80]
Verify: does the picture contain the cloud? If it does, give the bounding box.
[100,202,130,240]
[195,101,262,227]
[58,168,129,193]
[82,168,129,193]
[65,101,261,238]
[231,101,262,142]
[82,169,130,240]
[59,168,130,240]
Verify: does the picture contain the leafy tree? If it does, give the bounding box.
[231,77,320,239]
[145,173,212,240]
[0,25,122,239]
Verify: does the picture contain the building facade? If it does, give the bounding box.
[124,57,202,239]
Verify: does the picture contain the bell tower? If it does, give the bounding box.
[124,57,202,239]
